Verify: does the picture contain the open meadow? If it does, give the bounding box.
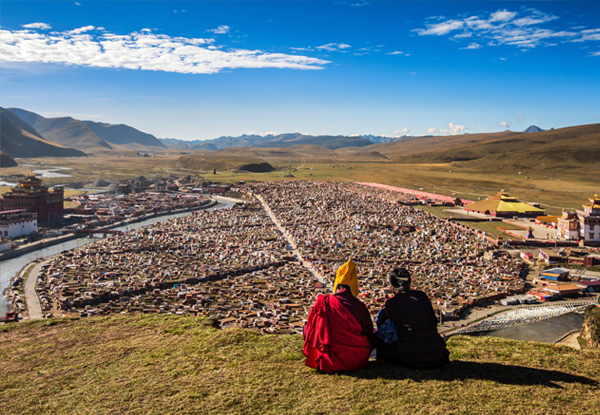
[3,153,598,215]
[1,314,599,415]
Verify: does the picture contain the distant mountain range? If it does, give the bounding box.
[3,105,596,175]
[160,133,403,150]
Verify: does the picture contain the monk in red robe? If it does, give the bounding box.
[303,259,374,373]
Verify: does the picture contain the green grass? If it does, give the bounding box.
[1,314,599,414]
[456,220,524,240]
[15,263,36,296]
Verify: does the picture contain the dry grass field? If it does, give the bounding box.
[1,314,599,415]
[2,152,598,215]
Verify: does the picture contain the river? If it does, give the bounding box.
[0,199,235,315]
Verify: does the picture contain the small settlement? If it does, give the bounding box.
[4,180,600,334]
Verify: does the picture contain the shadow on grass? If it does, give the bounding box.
[344,360,597,389]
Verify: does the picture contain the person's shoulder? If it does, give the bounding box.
[410,289,430,298]
[314,293,331,303]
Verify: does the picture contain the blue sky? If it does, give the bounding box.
[1,1,599,141]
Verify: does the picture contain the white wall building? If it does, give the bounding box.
[578,195,600,243]
[0,210,37,238]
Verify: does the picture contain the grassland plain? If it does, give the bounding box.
[1,314,599,415]
[3,154,598,213]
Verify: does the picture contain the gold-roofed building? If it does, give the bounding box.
[464,190,545,218]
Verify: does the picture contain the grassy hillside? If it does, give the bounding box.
[177,154,275,173]
[0,109,87,159]
[1,314,599,414]
[371,124,600,172]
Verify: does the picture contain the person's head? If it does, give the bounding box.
[333,258,359,296]
[388,268,411,292]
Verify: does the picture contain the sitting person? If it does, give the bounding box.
[376,268,450,369]
[303,259,374,373]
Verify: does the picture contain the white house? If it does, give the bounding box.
[578,195,600,243]
[0,210,37,238]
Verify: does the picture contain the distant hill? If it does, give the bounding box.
[7,108,113,151]
[523,125,544,133]
[83,120,166,149]
[0,150,18,168]
[208,144,389,163]
[177,154,275,172]
[368,123,600,171]
[0,108,87,160]
[8,108,165,152]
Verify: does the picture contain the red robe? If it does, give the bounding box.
[303,294,371,373]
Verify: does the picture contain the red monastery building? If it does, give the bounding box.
[0,176,64,224]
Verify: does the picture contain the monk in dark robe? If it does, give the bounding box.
[376,268,449,369]
[303,259,374,373]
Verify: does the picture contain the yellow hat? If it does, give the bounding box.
[333,258,359,297]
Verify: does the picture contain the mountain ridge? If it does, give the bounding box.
[7,108,165,153]
[0,108,87,162]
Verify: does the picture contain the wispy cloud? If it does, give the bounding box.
[499,120,510,129]
[0,26,329,74]
[22,22,51,30]
[316,43,351,52]
[334,1,369,7]
[207,25,230,35]
[416,8,599,51]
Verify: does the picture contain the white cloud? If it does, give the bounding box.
[207,25,230,35]
[416,20,464,36]
[463,43,482,50]
[316,43,351,51]
[22,22,51,30]
[387,51,404,55]
[439,123,467,135]
[590,51,600,57]
[425,124,467,135]
[0,26,330,74]
[415,8,597,51]
[499,121,510,129]
[518,115,525,123]
[350,1,369,7]
[394,128,410,136]
[489,10,517,23]
[69,25,96,34]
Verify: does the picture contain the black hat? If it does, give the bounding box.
[389,268,411,290]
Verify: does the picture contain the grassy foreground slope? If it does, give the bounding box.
[1,315,599,414]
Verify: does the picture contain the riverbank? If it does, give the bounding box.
[0,199,219,262]
[0,198,228,316]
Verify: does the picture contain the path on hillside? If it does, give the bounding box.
[23,261,47,320]
[254,194,331,289]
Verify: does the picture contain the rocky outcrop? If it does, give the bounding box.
[581,305,600,348]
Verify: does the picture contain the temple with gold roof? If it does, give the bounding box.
[464,190,545,218]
